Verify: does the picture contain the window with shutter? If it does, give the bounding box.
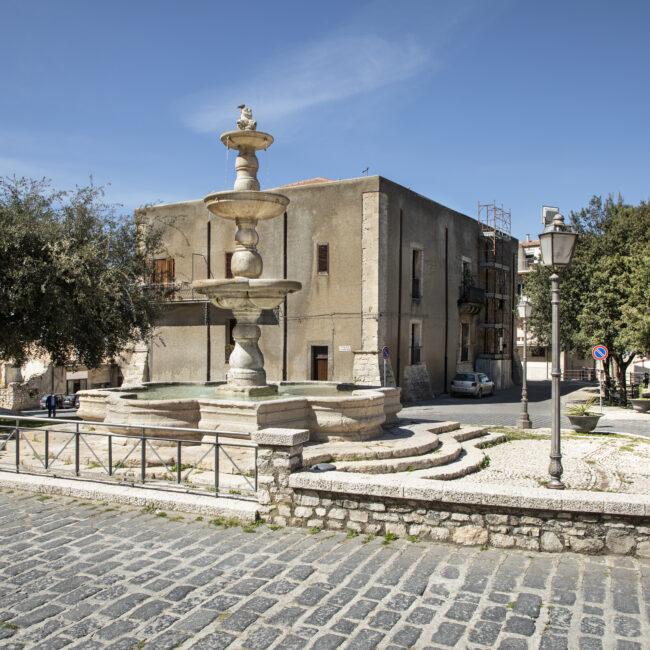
[152,257,175,288]
[317,244,329,275]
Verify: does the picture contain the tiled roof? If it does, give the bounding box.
[520,240,540,247]
[275,178,333,188]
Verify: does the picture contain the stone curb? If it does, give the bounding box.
[0,471,259,521]
[288,471,650,517]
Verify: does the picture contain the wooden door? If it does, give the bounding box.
[311,346,328,381]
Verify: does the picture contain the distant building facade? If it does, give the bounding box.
[138,176,519,401]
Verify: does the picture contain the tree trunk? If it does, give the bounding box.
[613,353,635,406]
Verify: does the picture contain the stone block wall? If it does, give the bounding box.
[0,383,40,411]
[253,428,650,558]
[285,490,649,557]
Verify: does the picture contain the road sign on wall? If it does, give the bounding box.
[592,345,608,361]
[382,346,390,360]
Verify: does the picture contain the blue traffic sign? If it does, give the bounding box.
[382,346,390,360]
[592,345,608,361]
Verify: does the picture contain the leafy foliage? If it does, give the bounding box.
[523,195,650,403]
[0,177,164,367]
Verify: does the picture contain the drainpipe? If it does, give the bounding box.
[444,226,449,392]
[396,208,403,383]
[206,221,211,382]
[282,211,288,382]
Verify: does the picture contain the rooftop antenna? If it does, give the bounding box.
[362,167,369,176]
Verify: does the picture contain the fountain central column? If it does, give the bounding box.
[192,107,301,396]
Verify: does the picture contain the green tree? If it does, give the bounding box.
[0,177,164,368]
[523,195,650,404]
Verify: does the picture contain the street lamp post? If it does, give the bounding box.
[538,212,578,490]
[517,296,533,429]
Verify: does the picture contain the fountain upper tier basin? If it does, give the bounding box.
[204,190,289,221]
[220,130,273,151]
[77,382,402,443]
[192,278,302,311]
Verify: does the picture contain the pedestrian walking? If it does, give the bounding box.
[46,393,56,418]
[644,372,649,389]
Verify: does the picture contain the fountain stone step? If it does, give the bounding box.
[408,431,507,480]
[321,424,489,475]
[302,420,460,468]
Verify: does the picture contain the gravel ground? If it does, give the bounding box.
[452,429,650,494]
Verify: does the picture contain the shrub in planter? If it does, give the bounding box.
[630,385,650,413]
[564,397,603,433]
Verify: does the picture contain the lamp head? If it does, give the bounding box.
[538,212,578,271]
[518,295,533,320]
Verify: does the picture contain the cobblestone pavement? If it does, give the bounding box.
[1,490,649,649]
[401,381,650,438]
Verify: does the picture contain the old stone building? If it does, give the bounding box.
[138,176,518,401]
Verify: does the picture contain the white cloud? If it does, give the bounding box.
[181,34,432,133]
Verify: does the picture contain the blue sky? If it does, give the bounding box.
[2,0,649,238]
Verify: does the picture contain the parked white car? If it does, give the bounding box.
[450,372,495,398]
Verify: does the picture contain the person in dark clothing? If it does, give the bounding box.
[644,373,649,389]
[46,393,56,418]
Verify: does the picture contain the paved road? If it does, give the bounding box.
[401,381,650,438]
[0,490,648,649]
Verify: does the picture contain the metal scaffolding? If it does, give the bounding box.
[478,201,513,358]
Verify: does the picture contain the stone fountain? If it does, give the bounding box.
[192,107,301,396]
[77,108,401,443]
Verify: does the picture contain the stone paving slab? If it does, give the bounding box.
[0,488,649,649]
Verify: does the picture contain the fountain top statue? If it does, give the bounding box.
[236,105,257,131]
[192,108,301,395]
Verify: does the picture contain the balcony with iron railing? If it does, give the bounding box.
[458,285,485,315]
[147,281,209,302]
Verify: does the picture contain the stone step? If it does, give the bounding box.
[332,426,489,475]
[302,420,460,467]
[412,431,507,480]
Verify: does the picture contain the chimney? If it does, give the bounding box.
[526,234,530,242]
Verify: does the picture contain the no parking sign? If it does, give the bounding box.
[592,345,608,361]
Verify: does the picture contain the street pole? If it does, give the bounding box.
[517,312,532,429]
[547,272,564,489]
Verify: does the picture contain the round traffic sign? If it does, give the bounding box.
[381,346,390,360]
[592,345,608,361]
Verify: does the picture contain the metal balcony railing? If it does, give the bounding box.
[458,285,486,305]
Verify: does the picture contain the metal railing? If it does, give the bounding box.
[458,285,486,305]
[0,416,257,498]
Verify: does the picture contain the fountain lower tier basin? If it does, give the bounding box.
[203,190,289,220]
[192,278,302,311]
[77,382,401,443]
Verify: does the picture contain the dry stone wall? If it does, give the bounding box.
[285,489,650,558]
[254,428,650,558]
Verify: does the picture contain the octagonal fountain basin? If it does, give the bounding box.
[77,388,203,443]
[77,383,401,443]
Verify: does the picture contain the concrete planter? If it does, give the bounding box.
[630,399,650,413]
[567,414,603,433]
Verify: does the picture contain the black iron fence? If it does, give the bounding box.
[0,416,257,498]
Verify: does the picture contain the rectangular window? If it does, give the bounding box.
[152,257,175,288]
[410,322,421,364]
[317,244,329,275]
[460,323,470,362]
[412,249,422,300]
[225,252,234,279]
